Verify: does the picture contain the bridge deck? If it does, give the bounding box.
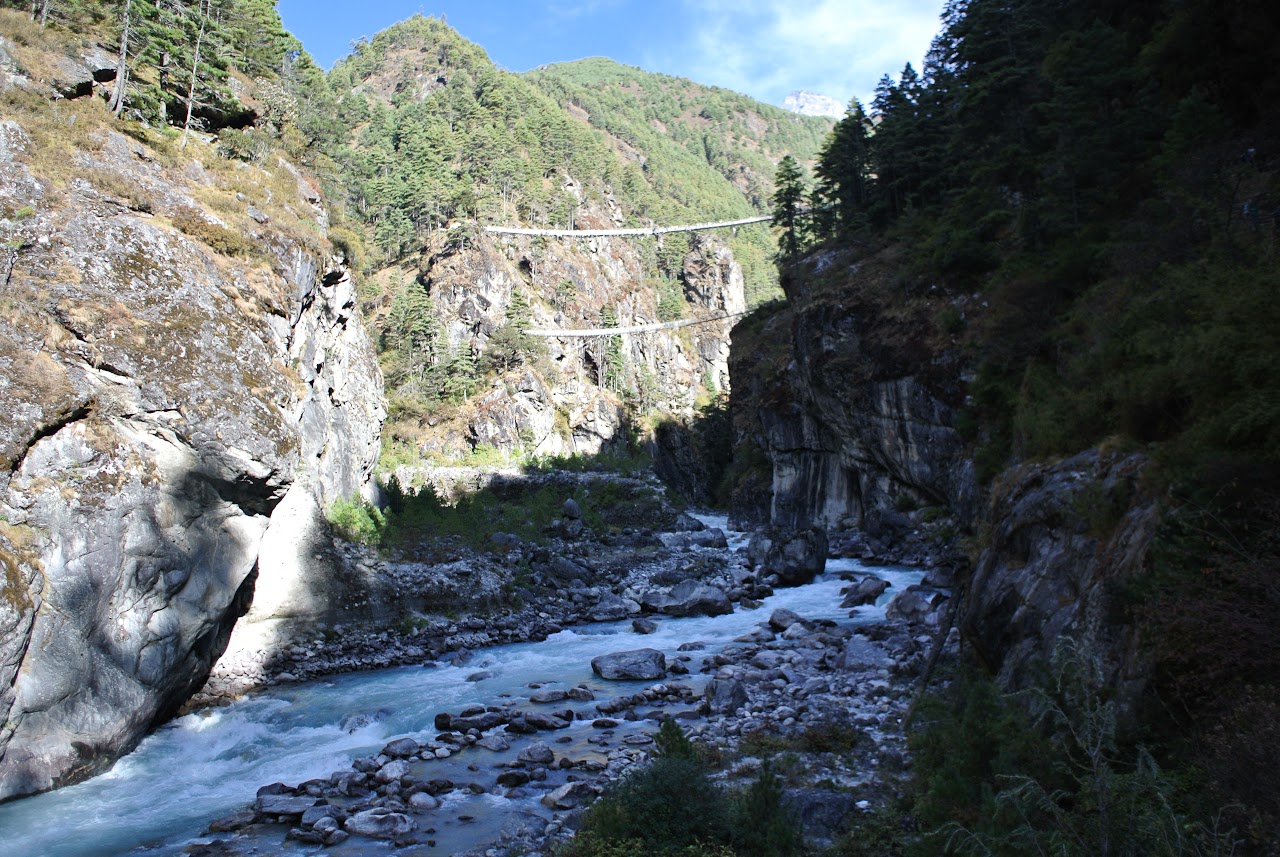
[525,311,748,338]
[485,215,771,239]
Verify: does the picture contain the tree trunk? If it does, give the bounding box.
[38,1,49,28]
[108,0,132,118]
[180,0,208,149]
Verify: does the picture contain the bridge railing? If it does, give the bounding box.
[484,215,771,239]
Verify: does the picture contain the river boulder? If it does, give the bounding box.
[590,591,640,621]
[662,580,733,617]
[656,529,729,550]
[345,808,413,839]
[518,742,556,764]
[841,576,890,607]
[705,678,748,714]
[886,586,949,626]
[591,648,667,680]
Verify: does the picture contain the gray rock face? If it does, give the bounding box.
[591,648,667,680]
[727,248,976,532]
[962,450,1155,713]
[0,119,384,800]
[409,218,743,464]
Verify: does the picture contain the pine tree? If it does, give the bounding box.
[771,154,806,259]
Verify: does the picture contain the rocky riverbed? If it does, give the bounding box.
[175,510,956,857]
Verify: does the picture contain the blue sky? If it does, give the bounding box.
[277,0,947,110]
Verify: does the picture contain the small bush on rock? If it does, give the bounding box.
[326,497,386,546]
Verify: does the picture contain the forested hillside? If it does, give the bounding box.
[765,0,1280,852]
[529,57,832,301]
[806,0,1280,480]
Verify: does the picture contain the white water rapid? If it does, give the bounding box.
[0,514,921,856]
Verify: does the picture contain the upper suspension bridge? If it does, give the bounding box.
[483,214,771,239]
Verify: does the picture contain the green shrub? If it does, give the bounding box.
[567,757,733,857]
[912,642,1241,857]
[730,762,802,857]
[831,808,912,857]
[326,497,386,546]
[654,716,698,761]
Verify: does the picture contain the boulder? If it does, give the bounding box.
[705,678,748,714]
[344,808,413,839]
[518,742,556,764]
[591,648,667,680]
[767,607,806,631]
[523,711,570,730]
[632,618,658,634]
[540,780,595,810]
[672,512,707,532]
[530,688,568,704]
[562,498,582,519]
[548,555,591,582]
[375,759,410,784]
[841,636,892,671]
[208,811,257,832]
[256,795,320,817]
[885,586,949,626]
[841,576,889,607]
[381,737,420,758]
[451,711,507,732]
[408,791,440,810]
[301,805,339,827]
[662,580,732,617]
[767,529,829,586]
[497,769,532,788]
[475,734,511,752]
[590,591,640,621]
[656,529,729,550]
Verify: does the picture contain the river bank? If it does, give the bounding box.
[0,503,957,857]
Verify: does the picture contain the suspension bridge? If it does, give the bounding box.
[483,213,769,338]
[483,214,771,239]
[524,310,749,338]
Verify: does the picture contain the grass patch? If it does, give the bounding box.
[170,207,255,257]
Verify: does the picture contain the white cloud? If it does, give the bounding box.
[655,0,945,109]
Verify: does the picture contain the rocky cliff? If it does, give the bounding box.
[726,244,1158,704]
[0,90,383,798]
[961,449,1156,714]
[729,246,976,532]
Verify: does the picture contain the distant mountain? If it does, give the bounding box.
[783,90,845,118]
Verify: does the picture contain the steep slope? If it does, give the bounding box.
[326,17,798,468]
[0,17,383,799]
